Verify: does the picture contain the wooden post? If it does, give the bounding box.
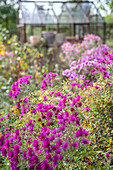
[23,24,26,43]
[73,23,76,36]
[88,23,90,34]
[31,25,33,35]
[83,25,85,37]
[96,14,98,35]
[103,22,106,44]
[69,24,71,36]
[57,23,59,33]
[42,25,45,31]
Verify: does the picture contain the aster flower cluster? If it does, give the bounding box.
[0,85,90,169]
[61,34,102,63]
[80,34,101,49]
[63,48,113,86]
[40,72,59,91]
[16,97,30,119]
[9,75,32,99]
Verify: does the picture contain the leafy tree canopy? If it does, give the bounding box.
[0,0,17,35]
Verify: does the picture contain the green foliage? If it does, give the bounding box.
[0,0,17,35]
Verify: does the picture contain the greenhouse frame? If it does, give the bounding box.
[17,0,106,43]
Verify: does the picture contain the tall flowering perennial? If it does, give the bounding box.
[40,72,59,91]
[0,76,91,170]
[61,34,102,62]
[9,75,32,99]
[63,47,113,88]
[80,34,101,49]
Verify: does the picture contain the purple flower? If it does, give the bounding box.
[92,71,97,75]
[95,86,100,89]
[26,147,34,158]
[74,127,89,138]
[106,152,110,158]
[0,118,3,122]
[84,107,90,112]
[56,139,62,147]
[6,112,11,119]
[71,141,79,148]
[62,141,69,150]
[1,148,7,157]
[4,128,8,131]
[31,110,36,113]
[55,148,61,154]
[80,74,86,79]
[33,140,39,150]
[42,139,50,149]
[107,82,112,86]
[15,129,19,136]
[26,119,32,127]
[46,153,51,160]
[14,145,20,154]
[49,135,55,141]
[43,96,47,101]
[57,125,65,131]
[4,139,10,149]
[52,154,59,167]
[22,127,26,131]
[22,152,27,160]
[81,138,89,145]
[41,160,50,170]
[51,145,57,151]
[8,150,14,161]
[59,154,63,160]
[43,73,46,77]
[90,68,96,72]
[88,161,91,165]
[46,111,53,120]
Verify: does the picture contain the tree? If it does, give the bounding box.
[0,0,17,35]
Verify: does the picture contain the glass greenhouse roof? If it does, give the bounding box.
[19,1,104,25]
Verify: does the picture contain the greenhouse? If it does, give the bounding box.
[17,0,106,44]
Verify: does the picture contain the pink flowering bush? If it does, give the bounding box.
[62,48,113,87]
[61,34,102,63]
[0,74,92,170]
[0,33,113,169]
[0,71,113,169]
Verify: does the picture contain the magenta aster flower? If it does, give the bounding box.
[59,154,63,160]
[71,141,79,148]
[41,160,50,170]
[106,152,110,158]
[1,148,7,157]
[81,138,89,145]
[56,139,62,147]
[46,111,53,120]
[61,141,69,150]
[42,139,50,149]
[0,117,3,122]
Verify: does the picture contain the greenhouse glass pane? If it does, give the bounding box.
[73,5,88,23]
[21,2,36,24]
[59,4,73,24]
[66,3,89,23]
[80,3,91,16]
[52,3,62,17]
[19,9,24,24]
[36,2,57,24]
[36,4,46,24]
[45,9,57,24]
